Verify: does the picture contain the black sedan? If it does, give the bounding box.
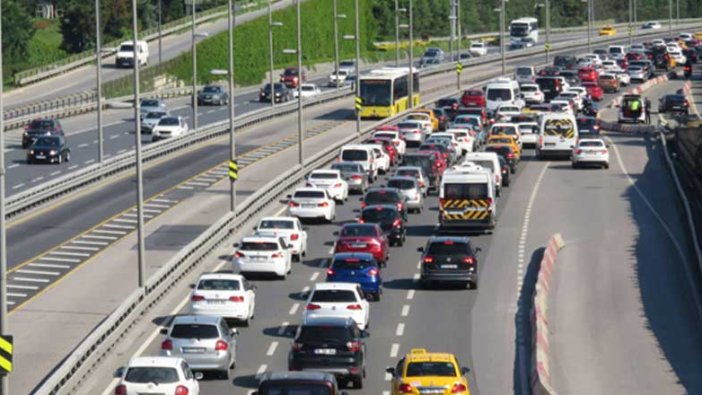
[27,136,71,164]
[259,83,292,103]
[197,85,229,106]
[658,94,689,114]
[22,118,64,149]
[360,204,406,247]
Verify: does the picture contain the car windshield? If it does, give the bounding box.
[579,141,604,147]
[471,43,483,48]
[302,86,316,92]
[341,150,368,161]
[492,126,516,135]
[240,242,279,251]
[170,324,219,339]
[365,191,400,203]
[360,79,392,106]
[141,100,159,107]
[443,183,488,200]
[261,384,332,395]
[577,118,597,129]
[522,85,538,92]
[340,61,355,67]
[485,146,511,156]
[284,69,299,76]
[158,117,179,126]
[298,325,353,342]
[34,137,60,147]
[341,225,377,237]
[470,159,495,172]
[363,208,397,222]
[146,112,167,119]
[310,290,357,302]
[666,95,686,103]
[310,173,337,180]
[125,367,179,384]
[259,220,294,230]
[119,44,134,52]
[28,120,56,129]
[486,88,512,101]
[388,179,415,190]
[197,279,241,291]
[294,191,325,199]
[398,122,421,129]
[332,163,361,172]
[396,169,420,178]
[406,362,457,377]
[516,67,533,76]
[427,240,471,255]
[203,86,220,93]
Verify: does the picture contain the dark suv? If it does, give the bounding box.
[260,82,292,103]
[417,236,481,289]
[361,188,407,217]
[360,205,407,247]
[23,118,64,149]
[288,317,367,388]
[255,371,349,395]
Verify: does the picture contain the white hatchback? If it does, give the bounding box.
[372,130,407,155]
[572,139,610,169]
[287,188,336,222]
[114,357,201,395]
[255,216,308,261]
[302,282,370,330]
[233,235,292,279]
[306,169,349,203]
[190,273,256,324]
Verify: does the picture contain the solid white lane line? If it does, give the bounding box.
[12,277,50,283]
[62,245,100,251]
[406,290,415,300]
[83,234,117,240]
[39,256,81,263]
[49,251,90,257]
[16,269,60,276]
[7,284,39,290]
[309,272,319,281]
[289,303,300,315]
[395,323,405,336]
[84,159,96,165]
[266,341,279,356]
[401,305,410,317]
[277,322,290,336]
[12,184,24,190]
[73,239,109,245]
[7,164,19,169]
[390,343,400,358]
[29,263,71,269]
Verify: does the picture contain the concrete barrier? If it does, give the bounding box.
[600,73,671,133]
[531,233,565,395]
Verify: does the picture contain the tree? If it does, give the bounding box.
[59,0,94,53]
[2,0,36,67]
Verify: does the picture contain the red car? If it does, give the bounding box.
[582,81,603,101]
[417,150,447,176]
[333,223,389,265]
[280,67,306,88]
[625,52,644,62]
[364,137,399,165]
[374,124,399,132]
[616,57,629,69]
[578,67,598,82]
[461,89,485,107]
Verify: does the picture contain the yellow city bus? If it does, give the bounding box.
[358,67,420,119]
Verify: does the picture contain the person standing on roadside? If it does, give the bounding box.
[645,97,651,124]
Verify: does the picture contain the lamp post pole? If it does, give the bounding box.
[227,0,236,213]
[131,0,146,288]
[354,0,361,134]
[408,0,414,108]
[95,0,104,163]
[0,3,9,393]
[333,0,340,89]
[668,0,673,37]
[545,0,551,64]
[268,1,275,107]
[296,0,304,164]
[587,0,592,52]
[628,0,633,45]
[158,0,163,64]
[192,0,198,130]
[500,0,506,75]
[395,0,400,66]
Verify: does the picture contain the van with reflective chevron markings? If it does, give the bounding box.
[438,162,497,231]
[537,113,578,159]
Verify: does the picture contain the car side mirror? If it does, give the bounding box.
[333,231,339,236]
[231,328,240,336]
[474,247,482,254]
[286,194,292,199]
[361,330,370,338]
[114,367,125,378]
[417,246,424,253]
[194,372,205,380]
[287,244,294,249]
[160,328,168,335]
[233,242,239,248]
[189,283,195,289]
[461,366,471,375]
[385,366,396,375]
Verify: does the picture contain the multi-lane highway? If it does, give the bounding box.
[6,23,702,395]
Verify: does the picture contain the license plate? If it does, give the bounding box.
[352,243,367,248]
[303,204,317,208]
[208,300,226,304]
[182,347,206,353]
[469,207,487,212]
[36,155,46,159]
[544,142,556,146]
[314,348,337,355]
[253,256,267,261]
[441,264,458,269]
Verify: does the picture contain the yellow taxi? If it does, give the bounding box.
[598,25,616,36]
[694,31,702,40]
[387,349,470,395]
[413,108,441,132]
[486,135,521,159]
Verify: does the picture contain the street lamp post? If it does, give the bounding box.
[0,3,8,394]
[669,0,673,36]
[408,0,414,108]
[268,2,283,108]
[226,0,236,213]
[95,0,104,163]
[456,0,462,64]
[395,0,400,66]
[158,0,163,64]
[333,2,346,90]
[192,0,198,130]
[582,0,592,52]
[628,0,633,45]
[676,0,679,25]
[343,0,361,134]
[131,0,146,288]
[283,0,304,165]
[499,0,506,74]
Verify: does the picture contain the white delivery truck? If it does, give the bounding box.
[115,40,149,68]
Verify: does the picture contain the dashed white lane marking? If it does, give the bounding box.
[328,247,335,255]
[396,323,405,336]
[309,272,319,281]
[383,391,391,395]
[7,284,38,290]
[78,143,89,148]
[109,135,120,140]
[84,159,96,165]
[301,285,310,294]
[256,364,268,376]
[266,341,279,356]
[50,171,61,176]
[32,177,44,183]
[12,184,24,190]
[29,263,71,269]
[412,273,420,282]
[13,277,50,283]
[68,165,79,170]
[277,322,290,336]
[289,303,300,315]
[385,373,393,381]
[516,162,550,291]
[390,343,400,358]
[406,290,415,300]
[401,305,410,317]
[8,164,19,169]
[16,269,60,276]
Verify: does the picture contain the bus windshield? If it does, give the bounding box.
[360,79,392,106]
[510,23,529,37]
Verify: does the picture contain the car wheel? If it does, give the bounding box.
[220,368,230,380]
[57,154,62,165]
[604,163,610,169]
[26,158,32,165]
[293,253,300,262]
[65,152,71,162]
[351,374,364,389]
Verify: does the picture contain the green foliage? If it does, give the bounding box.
[28,20,68,66]
[2,0,36,79]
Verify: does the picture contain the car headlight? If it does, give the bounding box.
[29,150,34,155]
[275,93,281,96]
[49,150,58,155]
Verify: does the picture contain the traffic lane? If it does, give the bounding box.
[544,81,702,394]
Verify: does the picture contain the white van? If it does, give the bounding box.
[338,145,377,181]
[484,78,523,114]
[537,113,578,159]
[463,152,502,196]
[439,163,497,230]
[116,40,149,68]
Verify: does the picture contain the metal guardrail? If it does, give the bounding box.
[12,0,273,86]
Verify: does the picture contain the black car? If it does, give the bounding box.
[256,371,349,395]
[484,144,518,174]
[440,105,458,122]
[288,317,367,388]
[437,97,460,111]
[361,188,407,217]
[259,82,292,103]
[557,70,581,87]
[432,107,450,131]
[197,85,229,105]
[497,156,511,187]
[27,135,71,164]
[576,116,601,136]
[360,205,406,246]
[554,55,577,70]
[403,152,440,190]
[658,94,689,114]
[22,118,64,149]
[417,236,481,289]
[418,142,456,165]
[683,48,698,64]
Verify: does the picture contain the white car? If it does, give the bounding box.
[630,43,646,52]
[668,50,687,65]
[302,282,370,330]
[583,53,603,66]
[152,116,188,142]
[387,176,423,213]
[444,129,475,154]
[405,112,434,133]
[520,83,544,104]
[615,70,631,86]
[287,187,336,222]
[495,104,521,120]
[306,169,349,203]
[364,144,391,174]
[372,130,406,156]
[255,216,308,261]
[234,234,292,279]
[627,66,646,82]
[294,83,321,98]
[516,122,539,147]
[567,86,588,99]
[607,45,626,60]
[550,99,575,114]
[328,70,349,87]
[427,132,460,152]
[395,166,429,196]
[114,357,201,395]
[601,59,619,71]
[557,91,583,110]
[643,21,662,30]
[679,32,694,40]
[469,42,488,57]
[141,110,169,134]
[190,273,256,324]
[651,38,666,47]
[396,120,426,147]
[572,139,609,169]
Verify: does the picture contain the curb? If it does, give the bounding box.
[531,233,565,395]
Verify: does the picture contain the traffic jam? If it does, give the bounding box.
[113,33,699,395]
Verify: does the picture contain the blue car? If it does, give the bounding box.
[326,252,383,301]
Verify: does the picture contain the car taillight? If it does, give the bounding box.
[347,340,361,352]
[464,257,475,264]
[393,219,402,228]
[368,268,379,276]
[115,384,127,395]
[326,268,336,276]
[271,252,283,258]
[234,251,245,258]
[361,202,367,208]
[601,149,608,154]
[191,294,205,302]
[394,140,399,145]
[161,339,173,350]
[396,202,404,211]
[506,153,514,159]
[318,202,329,207]
[418,181,425,187]
[400,383,414,393]
[452,383,468,393]
[351,174,363,180]
[347,304,362,310]
[486,198,493,206]
[305,303,321,310]
[290,233,300,241]
[175,385,189,395]
[229,295,245,302]
[289,201,300,207]
[215,340,228,351]
[333,183,342,188]
[538,135,544,146]
[423,256,434,263]
[292,342,303,351]
[576,149,583,155]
